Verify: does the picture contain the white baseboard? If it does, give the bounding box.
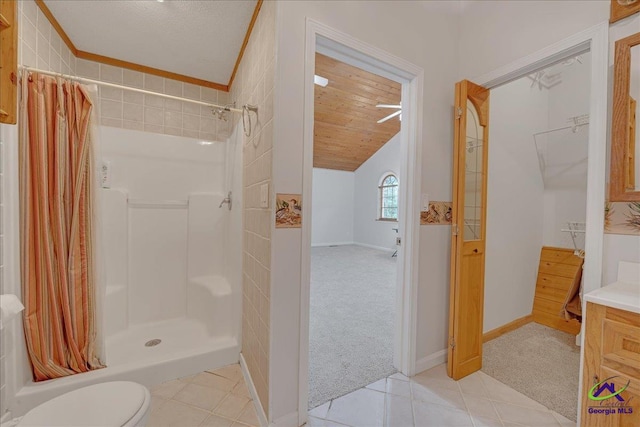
[415,349,447,374]
[353,242,396,252]
[311,242,354,247]
[310,242,396,253]
[239,353,268,427]
[270,412,299,427]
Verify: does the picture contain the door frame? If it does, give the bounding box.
[457,22,608,425]
[298,18,424,426]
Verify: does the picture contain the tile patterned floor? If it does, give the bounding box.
[148,364,259,427]
[307,364,577,427]
[149,363,576,427]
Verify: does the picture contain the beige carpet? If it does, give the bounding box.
[309,245,397,409]
[482,322,580,421]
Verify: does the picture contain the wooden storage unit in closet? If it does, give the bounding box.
[580,302,640,427]
[532,247,583,335]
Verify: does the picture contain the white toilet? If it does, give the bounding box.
[18,381,151,427]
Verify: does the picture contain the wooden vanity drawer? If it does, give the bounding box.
[600,366,640,398]
[581,303,640,426]
[602,319,640,380]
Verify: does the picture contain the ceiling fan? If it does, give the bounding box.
[376,104,402,123]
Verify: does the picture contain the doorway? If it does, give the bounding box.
[447,23,608,426]
[299,21,424,426]
[308,52,402,409]
[481,51,592,422]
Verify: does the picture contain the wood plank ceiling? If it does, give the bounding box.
[314,53,401,171]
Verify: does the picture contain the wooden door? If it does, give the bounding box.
[448,80,490,380]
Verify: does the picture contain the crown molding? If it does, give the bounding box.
[34,0,262,92]
[228,0,263,90]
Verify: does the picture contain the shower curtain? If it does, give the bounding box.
[18,72,104,381]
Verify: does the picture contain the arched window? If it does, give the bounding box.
[379,173,398,220]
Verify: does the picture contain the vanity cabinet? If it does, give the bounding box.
[581,302,640,426]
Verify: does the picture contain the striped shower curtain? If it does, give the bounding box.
[19,72,104,381]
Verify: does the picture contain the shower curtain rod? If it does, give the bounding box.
[19,66,244,114]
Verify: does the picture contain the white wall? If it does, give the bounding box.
[271,1,460,421]
[0,124,19,423]
[603,234,640,285]
[484,78,547,333]
[0,123,30,423]
[542,53,591,249]
[311,169,355,246]
[354,133,401,251]
[542,190,588,248]
[458,1,609,80]
[311,134,401,250]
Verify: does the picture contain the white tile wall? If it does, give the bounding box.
[18,0,75,76]
[231,0,276,416]
[75,60,233,142]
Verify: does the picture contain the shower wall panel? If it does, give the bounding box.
[128,207,189,325]
[188,194,225,280]
[100,127,227,327]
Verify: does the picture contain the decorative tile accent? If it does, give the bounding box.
[420,201,453,225]
[275,194,302,228]
[605,201,640,236]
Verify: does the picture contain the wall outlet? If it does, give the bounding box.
[421,194,430,211]
[260,183,269,208]
[101,160,111,188]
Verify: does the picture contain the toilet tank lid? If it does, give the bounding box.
[19,381,149,427]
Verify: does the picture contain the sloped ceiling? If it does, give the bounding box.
[314,53,401,172]
[43,0,257,85]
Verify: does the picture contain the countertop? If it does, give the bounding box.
[584,281,640,314]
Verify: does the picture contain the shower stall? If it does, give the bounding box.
[100,125,242,366]
[12,125,243,415]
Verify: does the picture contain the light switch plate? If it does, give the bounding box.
[260,183,269,208]
[421,194,429,211]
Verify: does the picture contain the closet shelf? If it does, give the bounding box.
[532,114,590,185]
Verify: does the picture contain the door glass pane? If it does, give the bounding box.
[464,103,484,241]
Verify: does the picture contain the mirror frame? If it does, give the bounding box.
[610,31,640,202]
[610,0,640,24]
